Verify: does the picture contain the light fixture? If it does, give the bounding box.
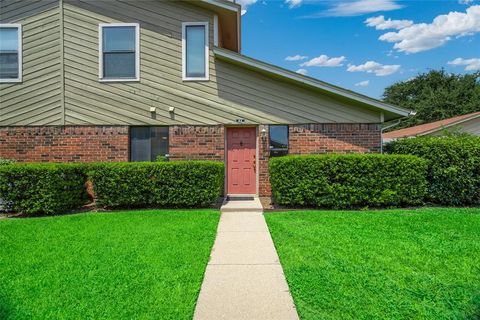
[261,127,267,140]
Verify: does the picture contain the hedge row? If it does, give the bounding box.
[269,154,429,209]
[386,135,480,205]
[0,161,224,214]
[88,161,224,208]
[0,164,88,214]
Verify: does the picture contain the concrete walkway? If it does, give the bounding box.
[194,198,299,320]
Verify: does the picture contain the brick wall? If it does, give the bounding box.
[169,125,225,160]
[289,124,381,154]
[0,126,129,162]
[1,123,381,198]
[258,123,381,197]
[258,124,271,197]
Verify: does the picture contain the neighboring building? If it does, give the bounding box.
[384,112,480,143]
[0,0,410,197]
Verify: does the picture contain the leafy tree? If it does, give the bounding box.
[383,69,480,130]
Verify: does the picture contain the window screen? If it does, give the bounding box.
[130,127,169,162]
[269,125,289,157]
[185,24,206,78]
[102,26,137,79]
[0,26,20,80]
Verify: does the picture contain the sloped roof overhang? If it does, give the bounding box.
[214,47,412,121]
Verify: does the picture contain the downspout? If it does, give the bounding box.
[380,120,401,154]
[380,110,417,154]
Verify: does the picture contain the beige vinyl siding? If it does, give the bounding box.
[62,0,380,125]
[0,0,62,126]
[1,0,382,126]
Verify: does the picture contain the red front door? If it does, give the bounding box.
[227,127,257,195]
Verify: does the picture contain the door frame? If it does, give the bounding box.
[224,125,259,196]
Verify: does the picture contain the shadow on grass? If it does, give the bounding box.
[0,294,12,320]
[467,298,480,320]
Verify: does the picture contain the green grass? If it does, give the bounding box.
[0,210,219,320]
[265,208,480,320]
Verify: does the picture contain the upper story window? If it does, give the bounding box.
[99,23,139,82]
[182,22,209,81]
[269,125,289,157]
[0,24,22,83]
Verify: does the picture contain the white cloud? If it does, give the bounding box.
[459,0,474,4]
[322,0,403,17]
[365,15,413,30]
[300,55,346,67]
[448,57,480,70]
[236,0,258,15]
[347,61,401,76]
[355,80,370,87]
[296,68,308,75]
[286,0,302,8]
[378,5,480,53]
[285,54,308,61]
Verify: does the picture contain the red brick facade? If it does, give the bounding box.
[168,125,225,161]
[0,126,129,163]
[257,124,381,197]
[0,123,381,197]
[258,125,271,197]
[289,124,381,154]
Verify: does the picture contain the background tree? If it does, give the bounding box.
[383,69,480,130]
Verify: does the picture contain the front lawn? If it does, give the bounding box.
[0,210,219,320]
[266,208,480,319]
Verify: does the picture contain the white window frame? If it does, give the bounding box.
[182,22,209,81]
[0,24,22,83]
[98,23,140,82]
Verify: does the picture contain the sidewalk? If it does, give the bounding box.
[194,198,299,320]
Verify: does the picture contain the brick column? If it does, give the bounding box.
[258,124,271,197]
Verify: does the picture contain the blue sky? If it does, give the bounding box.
[239,0,480,98]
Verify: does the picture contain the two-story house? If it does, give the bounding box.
[0,0,411,197]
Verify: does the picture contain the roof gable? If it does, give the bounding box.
[214,48,411,121]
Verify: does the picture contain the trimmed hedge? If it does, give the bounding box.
[386,136,480,205]
[269,154,428,209]
[0,163,88,214]
[0,158,15,166]
[88,161,224,208]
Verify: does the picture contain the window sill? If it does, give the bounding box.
[0,78,22,83]
[182,77,210,82]
[99,78,140,83]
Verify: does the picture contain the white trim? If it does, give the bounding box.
[98,23,140,82]
[182,22,209,82]
[200,0,240,12]
[0,24,22,83]
[213,15,219,47]
[214,47,412,118]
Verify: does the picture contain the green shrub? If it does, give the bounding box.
[386,136,480,205]
[269,154,428,209]
[88,161,224,208]
[0,158,15,166]
[155,155,169,162]
[0,163,88,214]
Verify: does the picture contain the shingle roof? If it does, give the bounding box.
[384,112,480,139]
